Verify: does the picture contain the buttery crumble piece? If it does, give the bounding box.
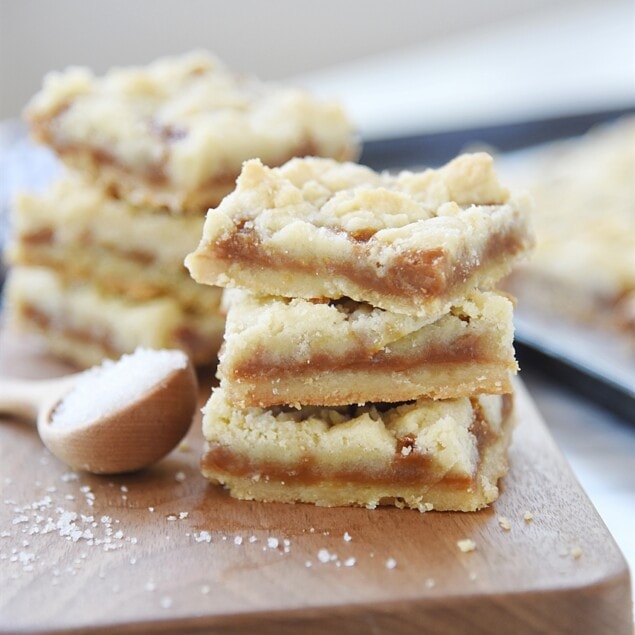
[457,539,477,553]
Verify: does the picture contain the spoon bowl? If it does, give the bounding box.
[0,349,198,474]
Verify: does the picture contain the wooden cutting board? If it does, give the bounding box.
[0,329,632,635]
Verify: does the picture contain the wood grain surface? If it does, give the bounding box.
[0,328,632,635]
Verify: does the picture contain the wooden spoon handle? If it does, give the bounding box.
[0,375,78,423]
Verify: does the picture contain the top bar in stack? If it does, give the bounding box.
[186,153,533,317]
[25,51,358,214]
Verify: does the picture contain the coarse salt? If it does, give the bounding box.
[50,349,187,428]
[160,596,173,609]
[317,549,331,564]
[194,531,212,543]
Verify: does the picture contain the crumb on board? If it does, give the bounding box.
[457,539,476,553]
[497,516,511,531]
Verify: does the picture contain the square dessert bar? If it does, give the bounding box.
[218,289,517,407]
[186,153,533,317]
[5,267,224,368]
[9,175,221,314]
[201,387,514,511]
[502,116,635,339]
[25,51,358,213]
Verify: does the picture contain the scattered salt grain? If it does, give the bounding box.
[267,537,279,549]
[234,536,243,545]
[317,549,331,564]
[50,349,188,428]
[178,512,188,520]
[344,557,356,567]
[194,531,212,543]
[343,532,352,542]
[160,596,173,609]
[385,558,397,570]
[201,585,211,595]
[523,510,533,522]
[145,581,156,592]
[174,471,187,483]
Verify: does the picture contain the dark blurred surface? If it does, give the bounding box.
[360,106,635,170]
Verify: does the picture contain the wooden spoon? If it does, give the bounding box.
[0,349,198,474]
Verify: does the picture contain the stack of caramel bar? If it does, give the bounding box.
[186,153,534,511]
[5,52,356,367]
